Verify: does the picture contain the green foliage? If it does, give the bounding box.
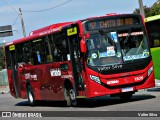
[133,0,160,17]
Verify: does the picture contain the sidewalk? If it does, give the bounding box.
[0,86,9,94]
[155,79,160,87]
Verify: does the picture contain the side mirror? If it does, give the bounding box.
[80,39,87,53]
[85,33,90,39]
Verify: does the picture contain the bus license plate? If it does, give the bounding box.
[122,87,133,92]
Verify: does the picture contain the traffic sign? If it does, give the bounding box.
[0,25,13,37]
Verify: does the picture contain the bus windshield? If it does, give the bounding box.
[86,27,150,66]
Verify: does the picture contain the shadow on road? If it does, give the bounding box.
[147,87,160,92]
[15,94,156,108]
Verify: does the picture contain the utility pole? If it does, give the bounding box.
[19,8,26,37]
[3,0,26,37]
[138,0,145,17]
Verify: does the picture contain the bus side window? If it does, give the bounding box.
[16,43,25,68]
[5,47,11,69]
[32,38,47,65]
[49,32,69,62]
[22,42,33,65]
[49,34,62,62]
[48,34,56,62]
[46,35,53,63]
[61,39,68,61]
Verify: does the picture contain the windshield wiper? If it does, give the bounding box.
[99,30,115,46]
[124,26,133,43]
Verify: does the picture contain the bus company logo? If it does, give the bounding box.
[118,31,143,37]
[107,80,119,85]
[24,73,37,80]
[39,27,62,36]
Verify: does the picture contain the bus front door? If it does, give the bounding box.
[68,28,85,97]
[9,50,21,98]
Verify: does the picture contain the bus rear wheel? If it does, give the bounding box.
[27,85,35,106]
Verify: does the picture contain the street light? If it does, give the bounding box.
[3,0,26,37]
[138,0,145,17]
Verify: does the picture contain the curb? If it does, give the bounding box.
[155,83,160,87]
[155,79,160,87]
[0,90,10,94]
[0,86,9,94]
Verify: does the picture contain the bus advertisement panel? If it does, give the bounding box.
[4,14,155,107]
[145,14,160,80]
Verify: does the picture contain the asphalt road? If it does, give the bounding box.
[0,87,160,120]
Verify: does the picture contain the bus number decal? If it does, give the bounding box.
[134,76,143,81]
[9,45,15,51]
[50,69,61,77]
[67,27,77,36]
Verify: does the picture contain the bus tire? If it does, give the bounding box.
[64,87,71,107]
[27,85,35,106]
[120,92,133,101]
[69,88,77,107]
[64,87,77,107]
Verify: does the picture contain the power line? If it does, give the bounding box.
[12,14,19,26]
[23,0,72,13]
[3,0,26,37]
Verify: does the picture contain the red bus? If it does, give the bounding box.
[4,14,155,106]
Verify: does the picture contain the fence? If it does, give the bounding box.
[0,69,8,86]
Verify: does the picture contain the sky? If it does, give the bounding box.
[0,0,158,43]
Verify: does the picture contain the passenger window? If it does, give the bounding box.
[32,39,46,65]
[49,32,69,62]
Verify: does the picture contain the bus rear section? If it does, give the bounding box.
[82,14,155,99]
[145,14,160,80]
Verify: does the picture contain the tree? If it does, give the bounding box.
[133,0,160,17]
[150,0,160,16]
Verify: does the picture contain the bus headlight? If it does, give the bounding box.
[90,75,101,84]
[148,66,153,76]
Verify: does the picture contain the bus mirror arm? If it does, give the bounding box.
[80,39,87,53]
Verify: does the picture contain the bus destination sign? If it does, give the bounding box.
[85,16,140,31]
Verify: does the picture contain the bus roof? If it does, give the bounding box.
[29,22,73,35]
[144,14,160,23]
[5,21,74,47]
[5,13,140,47]
[30,13,136,35]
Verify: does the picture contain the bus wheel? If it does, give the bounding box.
[64,87,71,107]
[64,87,77,107]
[69,88,77,107]
[120,92,133,101]
[27,85,35,106]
